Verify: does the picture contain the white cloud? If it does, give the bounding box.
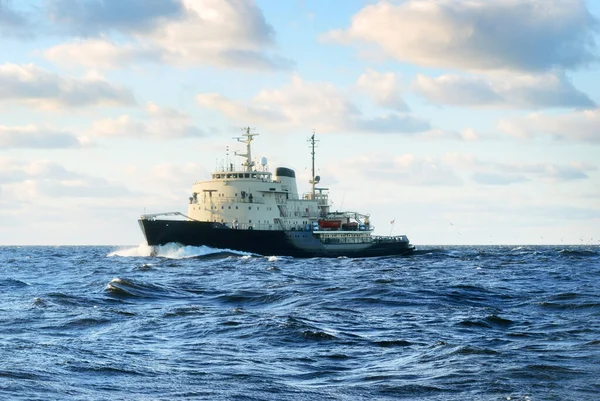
[0,63,135,109]
[328,152,594,188]
[356,69,408,111]
[0,124,91,149]
[328,153,464,186]
[196,75,430,134]
[324,0,598,72]
[43,0,292,71]
[88,102,206,139]
[44,39,164,70]
[0,158,130,198]
[0,0,32,39]
[413,71,595,109]
[419,128,481,141]
[124,162,207,195]
[442,153,597,184]
[498,108,600,142]
[47,0,185,36]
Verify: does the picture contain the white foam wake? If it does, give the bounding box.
[108,243,154,257]
[108,243,252,259]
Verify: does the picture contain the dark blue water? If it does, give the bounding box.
[1,244,599,400]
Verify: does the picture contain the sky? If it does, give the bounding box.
[1,0,599,246]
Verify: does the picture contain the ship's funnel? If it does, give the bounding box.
[275,167,298,198]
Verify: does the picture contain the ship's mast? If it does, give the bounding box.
[308,131,318,199]
[234,127,258,172]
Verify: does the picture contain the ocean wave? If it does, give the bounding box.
[105,277,181,299]
[456,315,514,329]
[0,278,30,288]
[3,244,600,400]
[374,339,413,347]
[558,248,598,257]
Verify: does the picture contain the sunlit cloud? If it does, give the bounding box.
[356,69,408,111]
[197,75,430,134]
[0,158,130,198]
[412,71,595,109]
[0,63,135,109]
[0,124,91,149]
[42,0,293,71]
[88,102,206,139]
[324,0,598,72]
[498,108,600,142]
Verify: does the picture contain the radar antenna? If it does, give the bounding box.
[234,127,258,172]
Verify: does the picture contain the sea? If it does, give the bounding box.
[1,244,599,401]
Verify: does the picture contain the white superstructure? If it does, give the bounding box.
[186,128,369,232]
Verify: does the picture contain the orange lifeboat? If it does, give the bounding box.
[318,220,342,229]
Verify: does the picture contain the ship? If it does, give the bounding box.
[138,128,415,258]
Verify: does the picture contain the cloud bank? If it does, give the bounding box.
[325,0,598,72]
[42,0,292,71]
[0,63,135,109]
[88,102,206,139]
[0,0,34,39]
[498,108,600,142]
[329,152,596,187]
[46,0,185,36]
[412,71,596,109]
[0,125,90,149]
[0,158,129,198]
[196,75,430,134]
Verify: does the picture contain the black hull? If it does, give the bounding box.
[139,219,414,258]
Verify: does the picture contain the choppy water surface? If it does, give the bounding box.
[1,244,599,400]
